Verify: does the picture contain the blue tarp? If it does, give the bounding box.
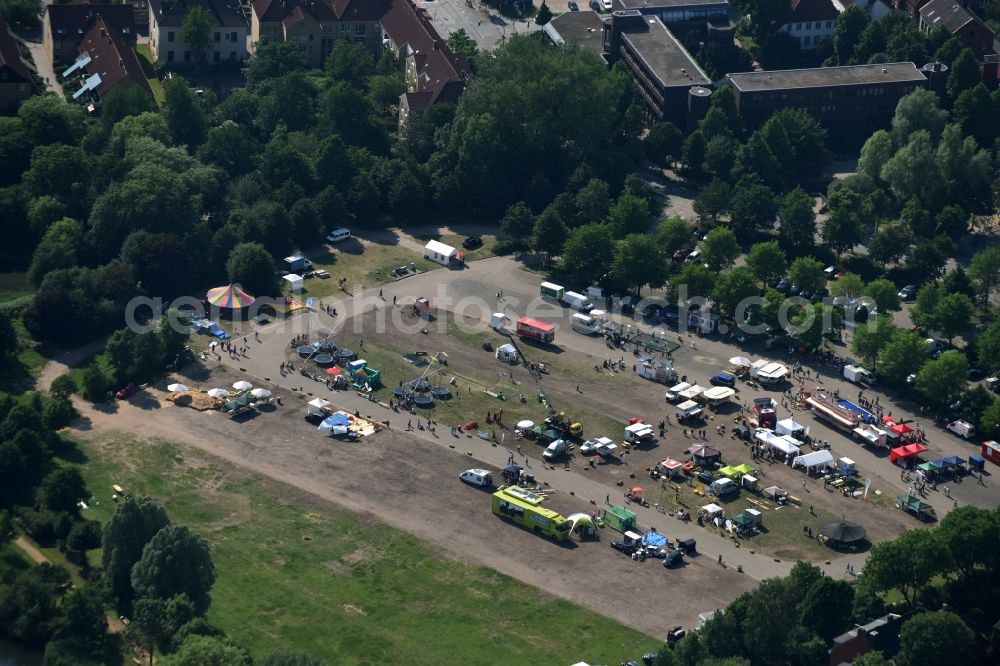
[836,399,877,424]
[642,531,668,548]
[941,456,964,468]
[323,413,351,427]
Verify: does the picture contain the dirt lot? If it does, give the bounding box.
[70,368,756,639]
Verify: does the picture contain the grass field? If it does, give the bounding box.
[135,45,165,105]
[75,434,658,664]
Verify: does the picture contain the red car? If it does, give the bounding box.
[115,383,138,399]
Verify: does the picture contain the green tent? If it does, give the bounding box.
[896,494,936,521]
[731,513,753,527]
[718,466,740,479]
[733,463,755,476]
[603,506,636,533]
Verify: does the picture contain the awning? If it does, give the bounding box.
[793,449,834,469]
[700,503,723,515]
[890,443,928,462]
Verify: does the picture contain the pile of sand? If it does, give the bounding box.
[166,391,224,411]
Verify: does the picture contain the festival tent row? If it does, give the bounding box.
[889,442,928,463]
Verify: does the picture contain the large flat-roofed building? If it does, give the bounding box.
[611,0,729,25]
[724,62,928,135]
[543,9,608,58]
[604,11,712,127]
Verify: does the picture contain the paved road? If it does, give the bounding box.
[22,37,65,100]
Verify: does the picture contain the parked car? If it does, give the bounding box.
[898,284,916,301]
[568,1,578,9]
[611,540,637,555]
[710,372,736,388]
[775,278,790,292]
[602,0,612,8]
[663,549,684,567]
[462,235,483,250]
[459,469,493,487]
[115,383,138,399]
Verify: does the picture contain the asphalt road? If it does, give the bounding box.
[417,0,543,50]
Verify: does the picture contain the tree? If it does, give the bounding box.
[692,178,731,224]
[916,351,968,408]
[500,201,534,240]
[574,178,611,226]
[864,529,946,607]
[50,584,112,659]
[881,131,943,208]
[80,364,110,402]
[0,0,41,26]
[0,310,16,361]
[681,130,706,176]
[532,208,568,258]
[937,505,1000,578]
[534,0,552,24]
[261,652,325,666]
[907,238,950,282]
[670,262,716,303]
[701,227,740,271]
[897,612,975,666]
[864,279,900,312]
[703,135,738,181]
[868,222,912,269]
[852,315,895,367]
[102,496,171,609]
[644,121,683,166]
[612,234,667,294]
[0,565,66,644]
[969,246,1000,305]
[36,466,87,515]
[941,267,976,302]
[789,303,840,351]
[831,4,869,64]
[729,177,777,241]
[947,49,980,99]
[934,293,973,342]
[245,40,306,87]
[161,635,250,666]
[980,399,1000,440]
[712,267,759,320]
[446,28,478,72]
[655,217,691,256]
[606,194,653,237]
[325,39,375,88]
[953,84,999,148]
[977,320,1000,374]
[747,240,786,284]
[799,576,855,641]
[225,242,279,297]
[877,329,927,384]
[17,95,86,147]
[180,5,211,63]
[891,89,948,143]
[852,652,888,666]
[788,256,824,295]
[778,187,816,252]
[560,224,615,287]
[132,525,216,614]
[64,519,102,564]
[829,273,864,300]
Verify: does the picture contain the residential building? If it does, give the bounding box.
[724,62,929,135]
[607,11,712,128]
[63,14,152,107]
[611,0,729,26]
[832,0,893,20]
[43,3,135,67]
[380,0,469,122]
[0,18,35,110]
[828,613,905,665]
[130,0,149,29]
[779,0,840,49]
[919,0,995,59]
[148,0,249,66]
[250,0,385,68]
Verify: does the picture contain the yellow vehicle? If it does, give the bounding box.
[491,487,571,541]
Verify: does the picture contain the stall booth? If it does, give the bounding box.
[603,506,637,533]
[495,343,518,364]
[688,444,721,467]
[656,458,684,479]
[793,449,834,474]
[896,494,937,522]
[890,442,928,467]
[776,418,809,439]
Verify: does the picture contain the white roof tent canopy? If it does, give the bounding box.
[776,418,809,437]
[793,449,834,469]
[424,239,458,257]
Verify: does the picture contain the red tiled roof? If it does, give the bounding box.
[788,0,840,22]
[77,15,152,97]
[381,0,468,99]
[332,0,386,21]
[0,18,33,83]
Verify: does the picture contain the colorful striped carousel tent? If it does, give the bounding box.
[206,284,255,309]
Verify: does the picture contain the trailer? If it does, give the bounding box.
[540,282,565,301]
[624,422,655,446]
[750,360,788,384]
[843,364,876,386]
[516,317,555,344]
[634,358,679,385]
[676,400,703,421]
[805,395,859,433]
[492,487,571,541]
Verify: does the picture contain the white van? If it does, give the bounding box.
[543,439,568,461]
[459,469,493,487]
[571,313,599,335]
[947,420,975,439]
[326,228,351,243]
[562,291,594,312]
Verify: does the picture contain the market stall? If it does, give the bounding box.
[793,449,834,472]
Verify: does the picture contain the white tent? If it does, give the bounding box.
[756,429,801,456]
[776,418,809,438]
[423,239,459,266]
[283,274,303,292]
[702,386,735,404]
[680,384,706,400]
[495,343,518,364]
[700,503,724,517]
[793,449,834,470]
[490,313,508,331]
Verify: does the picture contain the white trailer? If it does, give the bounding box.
[843,364,876,386]
[624,422,655,445]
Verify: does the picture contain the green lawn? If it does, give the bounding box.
[0,316,46,394]
[75,435,657,664]
[0,272,32,304]
[135,45,165,105]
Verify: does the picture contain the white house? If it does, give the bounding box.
[779,0,840,49]
[147,0,248,65]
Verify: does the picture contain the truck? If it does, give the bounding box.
[843,364,876,386]
[284,255,313,272]
[491,486,571,541]
[540,282,565,301]
[544,413,583,438]
[624,422,655,446]
[635,359,679,385]
[516,317,555,344]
